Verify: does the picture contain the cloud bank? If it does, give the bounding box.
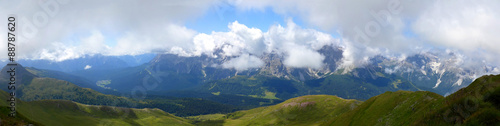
[232,0,500,68]
[1,0,500,73]
[222,54,264,71]
[181,20,337,70]
[0,0,337,70]
[0,0,215,61]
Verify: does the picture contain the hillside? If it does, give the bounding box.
[0,65,136,107]
[223,95,361,126]
[0,90,41,126]
[24,67,109,93]
[0,90,192,126]
[198,74,500,126]
[18,101,192,126]
[327,91,443,125]
[412,74,500,125]
[0,65,249,117]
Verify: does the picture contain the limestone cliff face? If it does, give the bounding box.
[118,44,491,95]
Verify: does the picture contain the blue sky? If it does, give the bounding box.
[186,5,289,34]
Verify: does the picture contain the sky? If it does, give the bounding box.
[1,0,500,71]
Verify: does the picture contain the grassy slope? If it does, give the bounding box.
[323,74,500,126]
[223,95,361,126]
[0,90,192,126]
[0,90,42,126]
[18,101,193,126]
[412,74,500,125]
[325,74,500,126]
[326,91,443,126]
[25,67,100,90]
[20,78,131,105]
[206,74,500,126]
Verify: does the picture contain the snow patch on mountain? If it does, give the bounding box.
[433,69,446,89]
[454,77,463,86]
[433,78,442,89]
[84,65,92,70]
[429,62,441,74]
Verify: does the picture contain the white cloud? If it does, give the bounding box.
[222,54,264,71]
[192,33,219,57]
[264,19,338,52]
[84,65,92,70]
[384,68,395,74]
[110,24,197,56]
[38,42,83,62]
[338,39,384,70]
[0,0,216,60]
[187,20,337,70]
[412,0,500,64]
[231,0,500,70]
[231,0,425,69]
[189,21,266,57]
[283,45,325,69]
[413,1,500,51]
[36,31,112,61]
[81,31,110,54]
[493,68,500,73]
[2,0,499,75]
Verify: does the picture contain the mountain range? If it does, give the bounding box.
[51,45,493,101]
[0,54,155,73]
